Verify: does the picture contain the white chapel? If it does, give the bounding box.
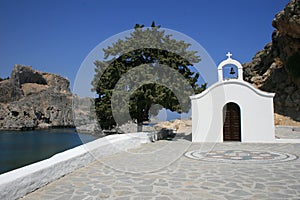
[190,53,275,142]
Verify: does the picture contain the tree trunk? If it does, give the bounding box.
[137,121,143,132]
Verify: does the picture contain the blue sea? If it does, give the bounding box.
[0,128,98,175]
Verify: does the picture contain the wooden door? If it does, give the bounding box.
[223,103,241,141]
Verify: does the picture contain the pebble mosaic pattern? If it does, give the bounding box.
[185,150,298,163]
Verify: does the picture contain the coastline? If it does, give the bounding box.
[0,125,76,132]
[0,128,99,175]
[0,132,154,200]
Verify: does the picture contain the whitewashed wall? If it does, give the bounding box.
[190,80,275,143]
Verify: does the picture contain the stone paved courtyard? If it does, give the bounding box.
[21,132,300,200]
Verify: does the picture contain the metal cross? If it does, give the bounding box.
[226,52,232,59]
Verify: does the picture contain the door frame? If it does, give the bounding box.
[223,102,241,142]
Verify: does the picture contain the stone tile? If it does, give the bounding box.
[230,189,252,196]
[153,196,171,200]
[133,186,153,192]
[254,183,266,190]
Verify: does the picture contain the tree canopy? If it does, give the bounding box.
[92,22,206,132]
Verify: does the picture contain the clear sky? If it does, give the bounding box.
[0,0,290,90]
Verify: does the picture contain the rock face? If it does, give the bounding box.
[154,119,192,134]
[73,96,101,134]
[243,0,300,125]
[0,65,73,130]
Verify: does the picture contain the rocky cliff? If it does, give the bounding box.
[0,65,74,130]
[244,0,300,125]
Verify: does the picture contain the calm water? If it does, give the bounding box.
[0,128,98,175]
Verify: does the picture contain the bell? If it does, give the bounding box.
[230,67,235,75]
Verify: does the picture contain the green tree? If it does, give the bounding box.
[92,22,206,132]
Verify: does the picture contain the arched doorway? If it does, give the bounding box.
[223,102,241,141]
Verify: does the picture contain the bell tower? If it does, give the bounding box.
[217,52,243,82]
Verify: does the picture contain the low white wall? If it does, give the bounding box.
[0,132,152,200]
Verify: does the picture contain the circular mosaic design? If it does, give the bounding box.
[185,150,298,163]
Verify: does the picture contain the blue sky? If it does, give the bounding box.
[0,0,289,90]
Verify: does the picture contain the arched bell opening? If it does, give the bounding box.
[222,64,238,80]
[217,52,244,82]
